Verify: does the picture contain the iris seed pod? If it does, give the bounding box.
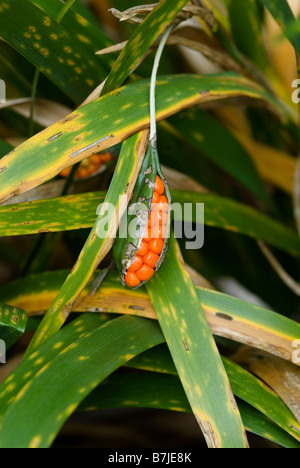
[113,144,171,289]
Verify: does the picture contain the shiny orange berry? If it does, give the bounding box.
[151,224,167,239]
[137,240,148,257]
[86,167,96,177]
[152,191,160,204]
[90,155,101,164]
[143,227,152,243]
[100,151,113,163]
[148,213,157,228]
[155,176,165,195]
[128,255,143,272]
[136,264,155,282]
[81,158,89,168]
[60,168,71,178]
[159,195,169,208]
[148,238,164,255]
[150,210,168,227]
[125,271,141,288]
[77,168,89,179]
[143,251,159,269]
[161,211,169,226]
[152,196,168,213]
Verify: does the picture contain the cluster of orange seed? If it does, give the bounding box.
[125,175,169,288]
[60,152,113,179]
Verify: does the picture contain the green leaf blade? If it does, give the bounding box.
[227,0,268,70]
[261,0,300,56]
[0,0,108,103]
[167,109,272,206]
[0,304,27,351]
[79,371,300,449]
[0,73,285,206]
[0,315,164,448]
[147,237,248,448]
[23,131,149,356]
[1,190,299,258]
[102,0,190,94]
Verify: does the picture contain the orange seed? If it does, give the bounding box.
[148,238,164,255]
[143,251,159,268]
[128,255,143,272]
[155,176,165,195]
[137,240,149,257]
[152,191,160,204]
[125,271,141,288]
[136,264,155,282]
[151,224,167,239]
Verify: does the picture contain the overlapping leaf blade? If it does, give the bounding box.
[227,0,268,71]
[31,0,113,63]
[1,190,299,257]
[0,304,27,351]
[1,268,299,365]
[261,0,300,56]
[0,315,164,448]
[101,0,190,95]
[24,131,149,355]
[126,345,300,441]
[0,73,285,206]
[79,371,300,448]
[147,237,248,448]
[166,109,272,205]
[0,314,110,418]
[0,0,298,450]
[0,0,108,103]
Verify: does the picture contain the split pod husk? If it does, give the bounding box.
[113,144,171,289]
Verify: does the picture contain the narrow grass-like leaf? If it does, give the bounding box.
[31,0,113,65]
[1,269,299,365]
[3,306,299,445]
[146,236,248,448]
[170,190,300,258]
[166,109,271,205]
[0,43,33,99]
[233,347,300,424]
[0,313,111,418]
[237,399,300,448]
[0,305,27,350]
[227,0,268,71]
[101,0,190,95]
[261,0,300,56]
[0,141,13,159]
[32,0,96,24]
[79,371,300,448]
[2,306,298,446]
[200,0,230,28]
[0,0,109,104]
[0,316,164,448]
[126,346,300,441]
[1,189,299,258]
[0,73,286,206]
[234,131,296,194]
[24,131,149,356]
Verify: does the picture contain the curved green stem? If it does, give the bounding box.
[149,25,174,147]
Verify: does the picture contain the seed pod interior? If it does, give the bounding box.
[113,144,171,289]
